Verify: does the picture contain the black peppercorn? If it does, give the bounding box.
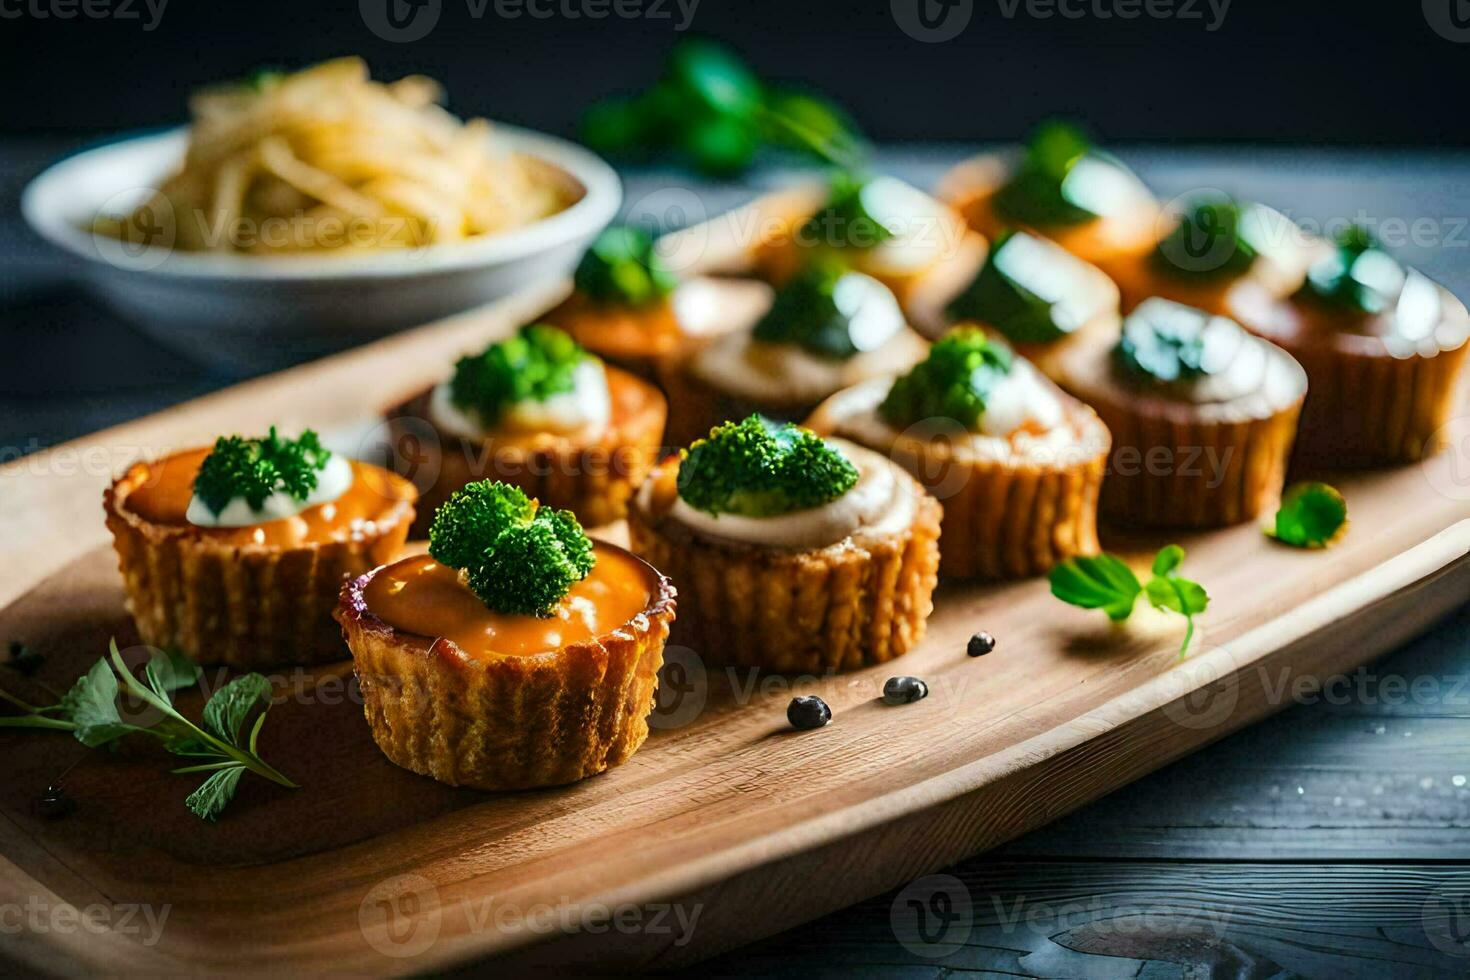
[967,631,996,657]
[6,641,43,677]
[36,784,74,821]
[882,676,928,705]
[787,695,832,730]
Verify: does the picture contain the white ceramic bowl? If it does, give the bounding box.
[22,125,622,374]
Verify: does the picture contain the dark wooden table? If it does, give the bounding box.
[6,141,1470,977]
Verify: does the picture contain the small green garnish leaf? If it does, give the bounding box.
[0,639,294,821]
[677,415,859,518]
[752,258,903,359]
[579,39,865,176]
[1298,224,1404,315]
[879,327,1013,430]
[1050,545,1209,656]
[193,427,331,517]
[185,766,246,822]
[946,231,1082,344]
[573,225,678,308]
[1269,482,1347,549]
[993,120,1099,227]
[449,324,590,428]
[202,674,273,746]
[1048,554,1143,622]
[1153,194,1257,280]
[144,648,202,702]
[428,482,595,617]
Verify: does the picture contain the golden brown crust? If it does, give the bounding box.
[104,463,415,668]
[1229,283,1470,467]
[336,547,676,790]
[388,364,668,533]
[806,387,1111,580]
[656,360,811,450]
[626,460,941,672]
[538,292,682,384]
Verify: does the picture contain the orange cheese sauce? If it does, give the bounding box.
[362,545,654,659]
[123,448,414,549]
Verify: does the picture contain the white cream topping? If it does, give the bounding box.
[689,325,929,406]
[1128,299,1268,404]
[855,177,966,274]
[428,358,611,441]
[670,277,774,338]
[989,232,1116,335]
[185,453,354,528]
[666,439,917,550]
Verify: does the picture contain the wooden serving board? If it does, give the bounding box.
[3,197,1470,975]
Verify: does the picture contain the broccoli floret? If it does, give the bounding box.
[1152,194,1257,280]
[1299,224,1400,314]
[427,481,594,617]
[1112,299,1214,385]
[192,427,331,516]
[879,327,1013,430]
[676,415,858,517]
[798,172,897,250]
[753,257,901,360]
[993,119,1098,227]
[573,225,678,307]
[449,324,589,427]
[946,231,1075,344]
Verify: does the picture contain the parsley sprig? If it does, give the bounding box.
[193,428,331,517]
[1049,545,1209,656]
[0,641,295,821]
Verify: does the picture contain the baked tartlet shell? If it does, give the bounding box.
[387,365,667,533]
[627,461,942,673]
[336,555,676,791]
[104,462,415,668]
[807,397,1110,580]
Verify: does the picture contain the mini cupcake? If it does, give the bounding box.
[806,328,1110,579]
[628,415,941,673]
[386,324,666,531]
[337,481,675,790]
[1047,298,1307,528]
[105,428,416,667]
[1231,225,1470,467]
[919,229,1121,370]
[539,225,773,381]
[1103,192,1318,316]
[938,120,1159,269]
[660,258,929,447]
[749,172,987,307]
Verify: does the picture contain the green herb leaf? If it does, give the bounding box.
[192,428,331,516]
[449,325,590,428]
[1048,554,1143,622]
[61,659,133,748]
[1270,482,1348,548]
[185,765,246,822]
[879,327,1014,430]
[573,225,678,307]
[1051,546,1208,655]
[752,258,903,359]
[144,648,202,701]
[677,415,859,518]
[428,481,595,617]
[203,674,273,746]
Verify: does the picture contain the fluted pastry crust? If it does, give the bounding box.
[387,364,667,533]
[627,460,941,673]
[104,463,415,668]
[336,550,676,790]
[806,384,1110,580]
[1047,326,1307,528]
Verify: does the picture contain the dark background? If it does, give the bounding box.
[2,0,1466,146]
